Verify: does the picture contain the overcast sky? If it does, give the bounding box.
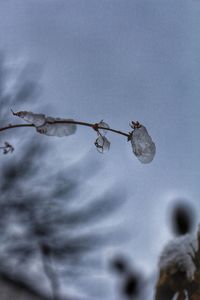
[0,0,200,298]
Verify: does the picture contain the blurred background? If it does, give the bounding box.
[0,1,200,299]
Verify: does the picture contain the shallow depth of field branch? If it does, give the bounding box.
[0,110,156,164]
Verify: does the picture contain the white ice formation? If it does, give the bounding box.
[13,111,77,137]
[131,125,156,164]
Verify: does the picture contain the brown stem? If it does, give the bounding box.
[0,124,34,132]
[0,120,130,138]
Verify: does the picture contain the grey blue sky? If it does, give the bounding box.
[0,1,200,298]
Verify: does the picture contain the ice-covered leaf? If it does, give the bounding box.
[36,119,77,137]
[131,125,156,164]
[98,120,110,136]
[12,110,46,127]
[95,135,110,153]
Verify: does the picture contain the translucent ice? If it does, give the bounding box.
[95,135,110,153]
[98,120,110,136]
[131,125,156,164]
[13,111,46,127]
[36,119,77,137]
[13,110,77,137]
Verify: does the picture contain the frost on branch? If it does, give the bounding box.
[12,110,46,127]
[130,123,156,164]
[12,110,77,137]
[37,118,77,137]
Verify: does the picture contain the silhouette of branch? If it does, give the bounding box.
[39,243,60,300]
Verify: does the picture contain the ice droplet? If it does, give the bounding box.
[95,135,110,153]
[131,125,156,164]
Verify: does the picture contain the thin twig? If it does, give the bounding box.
[0,120,130,138]
[0,123,34,132]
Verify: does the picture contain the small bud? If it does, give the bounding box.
[130,121,141,129]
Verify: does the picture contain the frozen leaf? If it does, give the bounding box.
[12,110,46,127]
[95,135,110,153]
[36,119,77,137]
[98,120,110,136]
[131,125,156,164]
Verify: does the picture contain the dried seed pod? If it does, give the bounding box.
[131,125,156,164]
